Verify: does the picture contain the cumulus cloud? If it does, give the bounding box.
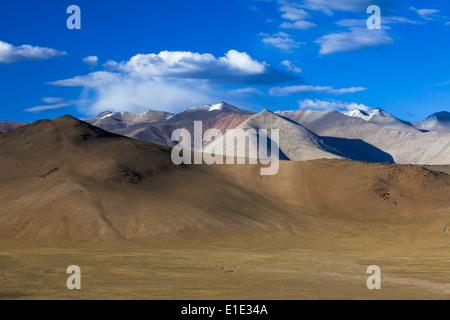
[279,4,317,29]
[50,50,299,114]
[104,50,267,80]
[299,98,372,112]
[82,55,99,66]
[269,85,367,96]
[52,74,221,114]
[0,40,66,63]
[260,32,304,51]
[280,6,309,20]
[53,50,298,86]
[82,78,216,115]
[316,28,393,55]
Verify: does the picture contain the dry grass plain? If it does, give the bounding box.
[1,241,450,300]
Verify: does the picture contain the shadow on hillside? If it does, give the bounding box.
[320,136,395,163]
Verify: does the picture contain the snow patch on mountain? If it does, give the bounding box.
[342,108,391,121]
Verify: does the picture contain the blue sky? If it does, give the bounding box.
[0,0,449,123]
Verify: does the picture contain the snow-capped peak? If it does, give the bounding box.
[92,111,113,121]
[209,103,225,111]
[343,109,370,119]
[370,108,390,117]
[342,108,392,121]
[182,102,237,113]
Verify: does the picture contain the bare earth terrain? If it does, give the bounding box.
[0,116,449,299]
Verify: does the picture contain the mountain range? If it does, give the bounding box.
[89,103,449,165]
[0,120,26,134]
[1,110,450,300]
[87,102,254,147]
[1,114,449,244]
[413,111,450,133]
[1,103,449,165]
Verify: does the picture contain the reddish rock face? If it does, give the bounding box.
[87,102,255,147]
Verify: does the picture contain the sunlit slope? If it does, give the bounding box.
[0,116,449,246]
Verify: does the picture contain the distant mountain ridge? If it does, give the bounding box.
[341,108,420,133]
[87,102,255,147]
[277,109,450,165]
[413,111,450,133]
[85,103,450,164]
[180,102,253,114]
[1,114,449,245]
[1,103,448,165]
[204,109,395,163]
[0,120,26,134]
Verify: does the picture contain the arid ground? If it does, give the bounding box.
[1,116,449,299]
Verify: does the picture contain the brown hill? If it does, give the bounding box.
[0,116,450,246]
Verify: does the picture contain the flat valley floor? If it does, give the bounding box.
[2,237,450,299]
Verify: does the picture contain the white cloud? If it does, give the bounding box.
[271,85,332,95]
[50,50,297,115]
[80,78,216,115]
[221,50,267,74]
[0,40,66,63]
[337,16,420,28]
[316,28,393,55]
[410,7,440,20]
[269,85,367,96]
[51,71,121,87]
[228,87,263,95]
[52,73,220,114]
[280,20,317,29]
[280,60,302,73]
[299,0,379,15]
[108,50,267,80]
[82,55,99,66]
[334,86,367,94]
[280,5,310,21]
[299,98,372,112]
[278,4,317,29]
[41,97,67,104]
[25,103,72,112]
[25,97,89,112]
[261,32,304,51]
[336,19,370,28]
[103,59,120,71]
